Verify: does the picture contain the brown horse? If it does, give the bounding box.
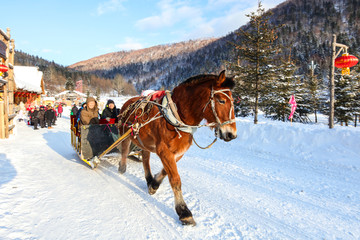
[118,70,237,225]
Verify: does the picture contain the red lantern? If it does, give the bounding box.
[0,64,8,72]
[334,54,359,68]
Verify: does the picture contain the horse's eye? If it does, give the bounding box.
[217,99,225,104]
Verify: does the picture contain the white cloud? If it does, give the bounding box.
[135,0,285,42]
[184,0,285,39]
[115,37,144,51]
[135,0,201,30]
[97,0,126,16]
[41,49,61,54]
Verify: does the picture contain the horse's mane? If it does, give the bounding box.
[178,73,235,89]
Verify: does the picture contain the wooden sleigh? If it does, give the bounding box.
[70,116,140,169]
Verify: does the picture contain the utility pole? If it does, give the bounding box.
[329,34,348,129]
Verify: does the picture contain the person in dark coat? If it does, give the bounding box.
[38,106,46,128]
[28,107,34,125]
[71,104,79,116]
[52,106,57,125]
[101,99,120,122]
[31,107,40,130]
[45,105,56,129]
[75,102,86,128]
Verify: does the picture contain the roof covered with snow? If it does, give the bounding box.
[14,66,44,94]
[55,90,87,97]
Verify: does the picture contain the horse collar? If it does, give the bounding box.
[160,91,197,135]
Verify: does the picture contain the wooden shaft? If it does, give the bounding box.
[98,128,132,158]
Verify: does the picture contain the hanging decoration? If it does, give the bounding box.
[334,53,359,75]
[0,64,8,77]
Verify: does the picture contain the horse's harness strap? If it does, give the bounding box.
[205,87,236,128]
[161,91,197,135]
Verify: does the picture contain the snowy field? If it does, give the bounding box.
[1,105,360,240]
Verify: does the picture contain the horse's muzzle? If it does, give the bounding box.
[219,129,237,142]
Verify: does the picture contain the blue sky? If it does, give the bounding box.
[2,0,285,66]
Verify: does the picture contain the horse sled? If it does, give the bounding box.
[70,71,237,226]
[70,117,140,168]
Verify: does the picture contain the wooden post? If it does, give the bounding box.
[0,101,4,139]
[3,84,9,138]
[329,35,336,129]
[329,35,349,129]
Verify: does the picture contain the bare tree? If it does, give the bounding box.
[113,74,126,96]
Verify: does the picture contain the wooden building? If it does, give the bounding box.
[55,90,86,106]
[14,66,45,107]
[0,28,15,139]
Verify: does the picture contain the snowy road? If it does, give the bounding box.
[1,110,360,239]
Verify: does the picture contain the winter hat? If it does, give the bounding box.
[86,97,98,110]
[106,99,115,107]
[86,97,97,105]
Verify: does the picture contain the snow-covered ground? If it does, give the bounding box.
[1,107,359,240]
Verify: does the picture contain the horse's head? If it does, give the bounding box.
[203,70,237,142]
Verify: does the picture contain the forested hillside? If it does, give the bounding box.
[68,38,223,90]
[15,51,137,95]
[68,0,360,92]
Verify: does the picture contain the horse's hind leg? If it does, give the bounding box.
[148,169,167,196]
[142,150,166,195]
[119,137,131,173]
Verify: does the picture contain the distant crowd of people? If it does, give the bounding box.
[22,103,63,130]
[17,97,120,131]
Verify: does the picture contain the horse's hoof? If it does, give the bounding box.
[118,165,126,174]
[148,186,157,195]
[180,216,196,226]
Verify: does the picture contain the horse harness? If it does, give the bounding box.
[118,87,236,149]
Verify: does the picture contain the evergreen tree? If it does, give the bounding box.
[304,61,324,123]
[228,1,282,124]
[334,74,356,126]
[262,62,298,121]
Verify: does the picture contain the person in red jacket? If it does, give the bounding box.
[57,103,63,118]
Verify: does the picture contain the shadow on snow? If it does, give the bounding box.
[0,153,17,188]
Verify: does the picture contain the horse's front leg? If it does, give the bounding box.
[157,149,196,226]
[118,137,131,173]
[147,153,185,195]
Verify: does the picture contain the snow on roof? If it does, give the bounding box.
[43,96,55,101]
[55,90,87,97]
[14,66,43,94]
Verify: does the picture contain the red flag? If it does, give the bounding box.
[288,95,297,120]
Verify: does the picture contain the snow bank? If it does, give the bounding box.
[236,117,360,169]
[1,109,359,239]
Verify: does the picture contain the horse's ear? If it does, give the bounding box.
[216,70,226,86]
